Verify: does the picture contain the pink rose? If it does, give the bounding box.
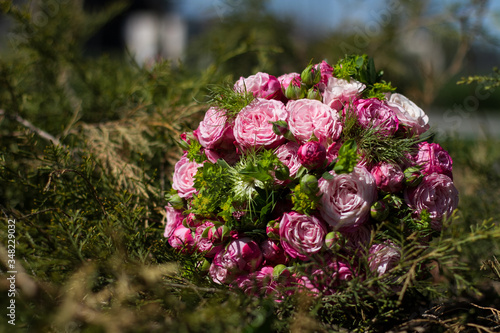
[387,93,430,135]
[287,99,342,146]
[279,211,327,260]
[318,166,377,231]
[370,162,405,193]
[323,77,365,111]
[172,155,202,199]
[411,142,453,178]
[168,225,195,252]
[326,141,342,164]
[369,241,401,276]
[404,173,459,230]
[316,60,334,87]
[209,237,263,284]
[233,98,288,149]
[234,72,282,100]
[297,141,327,169]
[260,239,287,265]
[163,205,184,238]
[275,141,301,178]
[297,259,353,295]
[233,266,279,296]
[195,107,234,150]
[194,222,222,258]
[278,72,301,91]
[354,98,399,136]
[343,224,373,253]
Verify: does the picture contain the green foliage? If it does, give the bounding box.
[207,82,255,120]
[457,67,500,90]
[333,54,396,100]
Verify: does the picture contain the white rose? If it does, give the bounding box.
[387,93,430,135]
[323,77,366,111]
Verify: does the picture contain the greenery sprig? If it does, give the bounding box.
[206,82,255,120]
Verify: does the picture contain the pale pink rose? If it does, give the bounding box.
[279,211,327,261]
[287,99,342,146]
[369,241,401,276]
[354,98,399,136]
[370,162,405,193]
[233,98,288,149]
[323,77,365,111]
[318,166,377,231]
[195,107,234,150]
[297,141,327,169]
[275,141,301,178]
[208,237,263,284]
[260,239,287,266]
[411,142,453,178]
[404,173,459,230]
[194,222,222,258]
[387,93,430,135]
[163,205,184,238]
[172,156,202,198]
[168,225,195,252]
[234,72,282,100]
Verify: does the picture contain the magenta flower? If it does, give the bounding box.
[234,72,283,100]
[354,98,399,136]
[370,162,405,193]
[297,141,327,169]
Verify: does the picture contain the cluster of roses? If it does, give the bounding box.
[163,59,459,296]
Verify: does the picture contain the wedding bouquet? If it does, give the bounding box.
[164,55,459,297]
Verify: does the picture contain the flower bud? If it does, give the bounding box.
[324,231,344,252]
[284,79,306,100]
[298,141,327,169]
[272,264,289,279]
[370,200,390,221]
[301,64,321,87]
[306,87,322,101]
[266,220,280,240]
[404,166,423,187]
[197,258,211,272]
[300,174,319,195]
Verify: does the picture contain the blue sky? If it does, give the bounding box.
[173,0,500,39]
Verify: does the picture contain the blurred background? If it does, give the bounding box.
[2,0,499,138]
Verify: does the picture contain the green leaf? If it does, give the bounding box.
[333,139,358,174]
[321,171,334,180]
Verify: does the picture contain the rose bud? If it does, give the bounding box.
[208,225,230,245]
[301,64,321,87]
[404,166,423,187]
[370,200,390,221]
[371,162,405,193]
[272,264,290,279]
[266,219,280,240]
[306,87,322,101]
[324,231,345,252]
[284,78,306,100]
[298,141,327,169]
[300,174,319,195]
[197,258,211,273]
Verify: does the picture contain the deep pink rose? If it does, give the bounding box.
[168,225,195,252]
[260,239,287,265]
[326,141,342,164]
[323,77,365,111]
[371,162,405,193]
[163,205,184,238]
[195,107,234,150]
[368,241,401,276]
[318,166,377,231]
[275,141,301,178]
[209,237,263,284]
[172,155,202,199]
[354,98,399,136]
[404,173,459,230]
[233,266,279,296]
[233,98,288,149]
[194,222,222,258]
[279,211,327,261]
[316,60,334,87]
[296,259,353,295]
[234,72,282,100]
[287,99,342,146]
[297,141,327,169]
[387,93,430,135]
[411,142,453,178]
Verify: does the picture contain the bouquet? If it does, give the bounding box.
[164,55,459,297]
